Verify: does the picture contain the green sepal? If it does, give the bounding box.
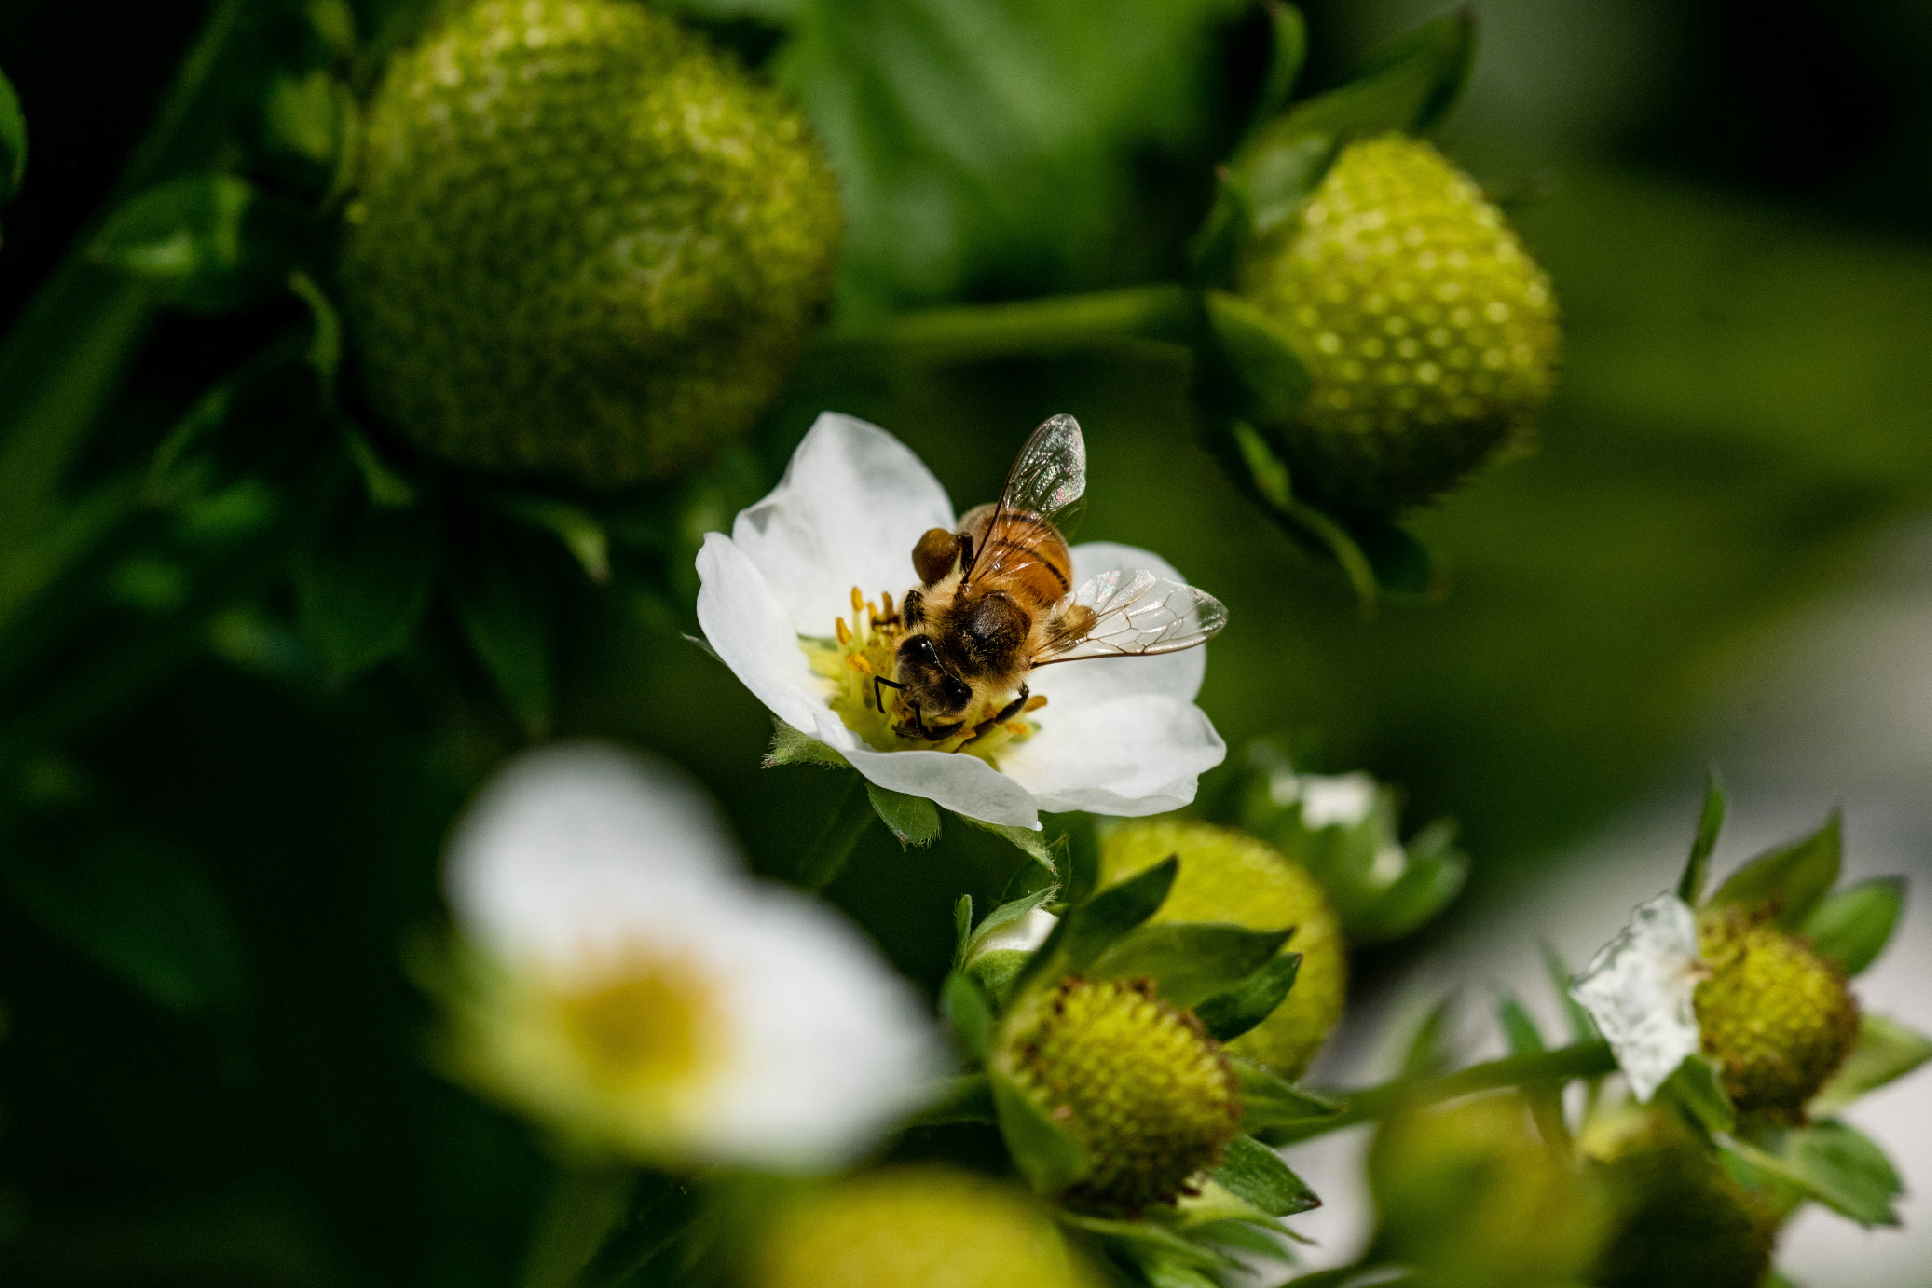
[489,494,611,583]
[0,66,24,206]
[953,894,974,965]
[1496,992,1544,1055]
[940,970,995,1065]
[450,557,553,740]
[762,718,850,769]
[1196,951,1302,1042]
[1247,3,1308,137]
[1801,876,1904,975]
[1086,921,1292,1009]
[910,1073,998,1127]
[1203,290,1313,428]
[1776,1121,1903,1227]
[1709,810,1841,928]
[1049,855,1175,974]
[1186,176,1253,290]
[1041,809,1098,905]
[1812,1014,1932,1113]
[864,780,942,848]
[1677,770,1727,904]
[1231,1056,1341,1133]
[1210,1135,1319,1218]
[966,949,1031,1007]
[1660,1053,1736,1137]
[1254,10,1474,152]
[961,883,1058,966]
[956,812,1054,871]
[295,477,438,678]
[1347,818,1467,945]
[262,69,349,172]
[90,173,308,313]
[1541,944,1599,1044]
[1400,997,1457,1079]
[1185,1217,1295,1259]
[991,1070,1089,1196]
[1052,1214,1235,1273]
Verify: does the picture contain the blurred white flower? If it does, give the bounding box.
[695,412,1224,831]
[442,741,942,1170]
[1570,892,1704,1101]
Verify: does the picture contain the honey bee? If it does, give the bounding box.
[875,414,1228,742]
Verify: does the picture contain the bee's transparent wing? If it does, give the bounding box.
[1035,568,1228,663]
[962,414,1086,582]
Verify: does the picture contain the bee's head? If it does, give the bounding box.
[895,633,974,721]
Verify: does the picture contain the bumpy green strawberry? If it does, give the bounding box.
[341,0,840,488]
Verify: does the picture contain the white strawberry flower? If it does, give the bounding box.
[695,412,1226,832]
[442,741,942,1170]
[1570,892,1706,1102]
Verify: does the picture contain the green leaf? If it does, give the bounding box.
[1801,877,1904,975]
[1349,820,1467,945]
[1778,1120,1903,1227]
[941,971,994,1064]
[1203,290,1313,427]
[1401,997,1456,1079]
[1661,1053,1735,1136]
[1248,3,1308,133]
[3,830,246,1016]
[1813,1014,1932,1113]
[491,495,611,583]
[1088,921,1291,1009]
[262,70,347,169]
[1061,856,1178,974]
[1196,951,1302,1041]
[865,780,942,847]
[0,66,25,206]
[451,559,552,739]
[1186,177,1253,289]
[991,1071,1089,1196]
[296,486,437,677]
[1211,1135,1319,1218]
[89,173,304,313]
[1677,770,1727,904]
[1709,811,1841,927]
[1231,1056,1341,1131]
[1497,993,1545,1055]
[794,772,875,892]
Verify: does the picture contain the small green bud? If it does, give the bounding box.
[1695,906,1860,1119]
[1579,1105,1778,1288]
[341,0,841,488]
[1002,975,1242,1214]
[1369,1095,1604,1288]
[1101,819,1345,1079]
[1239,135,1559,513]
[752,1167,1099,1288]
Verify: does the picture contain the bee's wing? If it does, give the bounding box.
[1034,568,1228,664]
[961,414,1086,582]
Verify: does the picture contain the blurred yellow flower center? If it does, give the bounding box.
[554,955,712,1092]
[803,586,1040,761]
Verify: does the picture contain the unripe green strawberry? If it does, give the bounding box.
[753,1167,1101,1288]
[1101,819,1345,1079]
[1240,135,1559,513]
[341,0,840,488]
[1579,1105,1778,1288]
[1000,975,1242,1215]
[1695,906,1860,1119]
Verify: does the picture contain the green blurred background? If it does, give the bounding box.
[2,0,1930,1284]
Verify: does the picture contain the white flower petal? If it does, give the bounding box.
[839,739,1042,830]
[999,692,1225,817]
[448,741,738,963]
[729,413,955,635]
[695,534,831,737]
[1569,892,1705,1102]
[1298,773,1378,828]
[1025,542,1207,711]
[696,886,945,1168]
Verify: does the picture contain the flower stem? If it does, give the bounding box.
[797,771,876,892]
[831,285,1196,364]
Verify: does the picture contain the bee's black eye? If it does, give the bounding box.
[902,634,939,667]
[940,674,972,710]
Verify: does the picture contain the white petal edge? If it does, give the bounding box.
[448,741,741,964]
[998,692,1226,817]
[729,413,955,635]
[696,533,834,738]
[693,884,947,1169]
[1569,892,1704,1103]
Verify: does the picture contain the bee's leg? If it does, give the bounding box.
[968,684,1031,742]
[872,674,905,714]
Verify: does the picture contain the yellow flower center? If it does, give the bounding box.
[803,586,1042,764]
[552,953,714,1094]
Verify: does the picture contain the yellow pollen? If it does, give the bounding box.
[850,585,865,614]
[847,654,873,675]
[554,954,710,1092]
[1024,695,1048,713]
[835,617,851,646]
